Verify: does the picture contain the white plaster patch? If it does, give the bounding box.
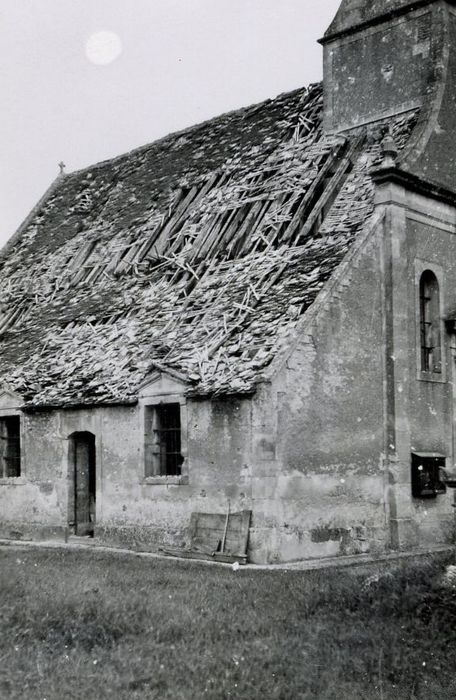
[381,64,394,82]
[412,40,430,58]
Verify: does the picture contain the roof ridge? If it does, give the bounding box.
[65,84,319,179]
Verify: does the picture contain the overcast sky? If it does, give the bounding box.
[0,0,340,246]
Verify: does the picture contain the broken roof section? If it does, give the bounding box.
[0,84,417,407]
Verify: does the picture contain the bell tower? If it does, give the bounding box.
[320,0,436,134]
[320,0,456,193]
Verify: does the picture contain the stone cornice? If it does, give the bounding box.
[320,0,439,44]
[370,165,456,206]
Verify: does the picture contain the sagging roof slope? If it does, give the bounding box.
[0,84,416,406]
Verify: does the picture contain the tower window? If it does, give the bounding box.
[419,270,441,373]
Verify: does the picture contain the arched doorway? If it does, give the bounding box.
[69,432,96,537]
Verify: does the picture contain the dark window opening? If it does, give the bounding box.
[420,270,441,373]
[0,416,21,478]
[411,453,446,498]
[145,403,183,477]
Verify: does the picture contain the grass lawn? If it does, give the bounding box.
[1,547,456,699]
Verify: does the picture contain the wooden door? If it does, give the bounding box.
[73,432,96,537]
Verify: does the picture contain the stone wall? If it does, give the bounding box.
[247,220,388,563]
[0,398,254,553]
[380,185,456,549]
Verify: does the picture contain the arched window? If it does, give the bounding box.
[419,270,441,373]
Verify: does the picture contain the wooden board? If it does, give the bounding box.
[161,509,251,565]
[161,548,247,565]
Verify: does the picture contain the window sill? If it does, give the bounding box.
[0,477,26,485]
[142,475,189,486]
[417,371,446,384]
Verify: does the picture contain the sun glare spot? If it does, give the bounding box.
[85,31,123,66]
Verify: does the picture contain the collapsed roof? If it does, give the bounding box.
[0,83,417,407]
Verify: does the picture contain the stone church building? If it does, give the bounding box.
[1,0,456,563]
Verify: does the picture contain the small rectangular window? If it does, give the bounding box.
[411,452,446,498]
[0,416,21,478]
[145,404,183,477]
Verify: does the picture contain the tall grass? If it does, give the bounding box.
[1,548,455,699]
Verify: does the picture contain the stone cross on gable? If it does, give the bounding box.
[58,161,66,175]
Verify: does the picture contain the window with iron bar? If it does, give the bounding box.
[145,403,183,477]
[0,416,21,478]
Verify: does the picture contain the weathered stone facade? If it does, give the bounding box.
[2,0,456,563]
